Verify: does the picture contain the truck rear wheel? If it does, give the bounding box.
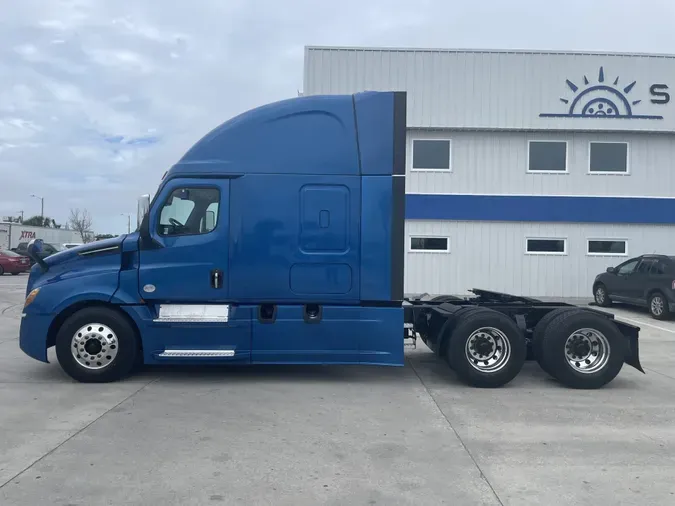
[540,310,625,389]
[532,307,585,375]
[446,308,526,388]
[55,307,141,383]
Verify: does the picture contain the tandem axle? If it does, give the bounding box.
[403,289,643,389]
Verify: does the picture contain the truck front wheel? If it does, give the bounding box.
[55,307,141,383]
[447,308,526,388]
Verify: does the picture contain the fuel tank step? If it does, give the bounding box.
[157,350,235,358]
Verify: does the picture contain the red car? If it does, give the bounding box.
[0,249,31,275]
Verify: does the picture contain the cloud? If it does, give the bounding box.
[1,0,674,232]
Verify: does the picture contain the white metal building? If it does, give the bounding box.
[303,46,675,297]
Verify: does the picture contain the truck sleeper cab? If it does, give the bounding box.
[19,91,407,383]
[19,91,643,389]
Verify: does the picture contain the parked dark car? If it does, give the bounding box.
[593,254,675,320]
[12,241,60,265]
[0,249,31,275]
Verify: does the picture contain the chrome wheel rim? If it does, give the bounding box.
[565,328,610,374]
[70,323,118,370]
[651,296,664,316]
[595,287,605,304]
[465,327,511,373]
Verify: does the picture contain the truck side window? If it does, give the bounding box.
[158,187,220,237]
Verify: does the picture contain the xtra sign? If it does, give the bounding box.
[19,230,36,240]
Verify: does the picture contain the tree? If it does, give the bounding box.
[68,208,94,243]
[23,215,60,228]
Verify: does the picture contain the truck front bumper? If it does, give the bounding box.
[19,313,53,363]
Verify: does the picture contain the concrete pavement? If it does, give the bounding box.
[1,274,674,505]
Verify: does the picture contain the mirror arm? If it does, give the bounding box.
[138,212,164,250]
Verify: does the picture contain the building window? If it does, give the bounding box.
[587,239,627,256]
[411,139,451,171]
[527,141,568,172]
[525,238,566,255]
[409,236,450,252]
[589,142,629,174]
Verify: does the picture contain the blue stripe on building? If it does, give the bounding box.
[405,194,675,224]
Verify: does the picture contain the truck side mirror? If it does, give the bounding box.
[137,194,150,230]
[205,210,216,231]
[27,238,49,272]
[28,238,43,255]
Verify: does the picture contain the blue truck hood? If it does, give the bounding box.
[26,235,130,296]
[44,235,127,266]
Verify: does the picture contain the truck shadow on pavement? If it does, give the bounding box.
[24,350,642,390]
[141,363,415,386]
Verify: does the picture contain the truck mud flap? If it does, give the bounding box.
[615,320,645,373]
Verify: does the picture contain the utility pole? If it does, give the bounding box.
[30,195,44,223]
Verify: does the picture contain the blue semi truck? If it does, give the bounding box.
[19,91,644,388]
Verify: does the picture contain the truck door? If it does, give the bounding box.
[139,178,230,301]
[138,178,250,361]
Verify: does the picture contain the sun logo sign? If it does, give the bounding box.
[540,66,668,120]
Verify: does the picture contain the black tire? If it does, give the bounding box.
[440,307,493,369]
[541,310,625,389]
[648,292,670,320]
[55,307,141,383]
[0,265,4,275]
[593,283,611,307]
[11,272,19,276]
[532,307,586,375]
[431,295,463,302]
[446,308,526,388]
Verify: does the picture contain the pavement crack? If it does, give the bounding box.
[644,367,675,382]
[408,358,505,506]
[1,303,21,315]
[0,378,158,489]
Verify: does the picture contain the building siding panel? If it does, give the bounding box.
[305,46,675,299]
[405,221,675,298]
[406,130,675,197]
[305,47,675,133]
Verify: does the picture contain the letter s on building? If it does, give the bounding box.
[650,84,670,104]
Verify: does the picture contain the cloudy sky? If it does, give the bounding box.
[2,0,675,234]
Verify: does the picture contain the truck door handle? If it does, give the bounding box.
[211,269,223,289]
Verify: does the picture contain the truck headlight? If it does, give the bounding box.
[24,288,40,308]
